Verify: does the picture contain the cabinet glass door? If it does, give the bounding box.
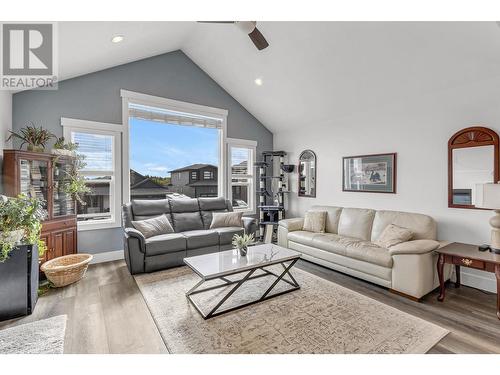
[52,157,76,217]
[19,158,49,217]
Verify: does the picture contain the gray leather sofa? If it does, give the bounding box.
[122,197,257,274]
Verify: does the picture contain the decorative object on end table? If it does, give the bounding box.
[41,253,93,287]
[7,123,55,152]
[232,233,255,256]
[343,153,397,193]
[0,194,47,321]
[475,183,500,254]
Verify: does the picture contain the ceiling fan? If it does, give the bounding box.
[198,21,269,51]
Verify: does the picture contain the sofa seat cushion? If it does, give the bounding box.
[213,226,244,245]
[310,233,350,256]
[182,230,219,249]
[287,231,321,247]
[345,241,393,268]
[145,233,187,256]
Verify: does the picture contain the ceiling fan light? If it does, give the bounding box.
[235,21,256,34]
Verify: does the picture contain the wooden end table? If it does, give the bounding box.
[436,242,500,320]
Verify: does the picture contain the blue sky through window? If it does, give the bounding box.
[129,118,219,177]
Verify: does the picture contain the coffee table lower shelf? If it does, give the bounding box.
[186,258,300,320]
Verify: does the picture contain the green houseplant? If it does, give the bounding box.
[232,233,255,256]
[7,123,55,152]
[0,194,47,262]
[54,145,91,205]
[52,137,78,156]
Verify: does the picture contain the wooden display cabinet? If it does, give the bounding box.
[2,150,77,263]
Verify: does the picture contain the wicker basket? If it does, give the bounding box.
[41,254,93,287]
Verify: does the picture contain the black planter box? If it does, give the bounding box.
[0,244,39,321]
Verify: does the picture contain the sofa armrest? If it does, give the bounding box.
[388,239,440,256]
[242,217,258,235]
[278,218,304,232]
[124,227,146,253]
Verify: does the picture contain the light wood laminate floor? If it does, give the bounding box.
[0,259,498,354]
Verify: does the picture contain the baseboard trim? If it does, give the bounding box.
[454,268,497,293]
[88,250,124,264]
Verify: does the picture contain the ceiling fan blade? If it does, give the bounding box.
[248,27,269,50]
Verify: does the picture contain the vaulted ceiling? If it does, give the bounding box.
[59,22,500,133]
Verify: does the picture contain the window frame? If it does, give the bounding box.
[227,138,257,214]
[191,171,198,180]
[203,170,214,180]
[61,117,123,231]
[121,90,228,203]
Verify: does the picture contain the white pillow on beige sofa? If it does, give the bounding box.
[303,211,327,233]
[210,211,243,229]
[375,224,413,248]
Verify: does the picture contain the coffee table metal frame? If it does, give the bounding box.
[185,256,300,320]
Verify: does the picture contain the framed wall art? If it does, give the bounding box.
[342,153,397,193]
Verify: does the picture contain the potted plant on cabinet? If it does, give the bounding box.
[0,194,47,321]
[7,122,55,152]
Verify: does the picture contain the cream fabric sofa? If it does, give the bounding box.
[278,206,452,300]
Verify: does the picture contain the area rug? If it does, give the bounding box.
[135,266,448,354]
[0,315,66,354]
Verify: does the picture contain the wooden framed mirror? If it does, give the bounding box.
[298,150,316,197]
[448,126,499,209]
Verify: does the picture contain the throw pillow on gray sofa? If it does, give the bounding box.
[210,212,243,229]
[132,214,174,238]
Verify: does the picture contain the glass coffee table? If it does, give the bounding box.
[184,244,301,319]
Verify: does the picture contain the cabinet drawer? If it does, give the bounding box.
[452,256,485,270]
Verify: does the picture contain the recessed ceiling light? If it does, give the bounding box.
[111,35,124,43]
[254,78,263,86]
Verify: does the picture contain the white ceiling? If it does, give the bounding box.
[58,22,500,134]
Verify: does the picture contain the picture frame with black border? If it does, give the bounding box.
[342,153,397,193]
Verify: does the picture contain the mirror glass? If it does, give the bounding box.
[452,145,494,205]
[298,150,316,197]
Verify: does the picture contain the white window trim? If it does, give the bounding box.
[121,89,228,203]
[61,117,123,231]
[227,138,257,215]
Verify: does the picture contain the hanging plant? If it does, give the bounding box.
[7,122,55,152]
[0,194,47,262]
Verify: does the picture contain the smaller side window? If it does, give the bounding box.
[191,171,197,180]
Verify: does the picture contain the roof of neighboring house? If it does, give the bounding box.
[187,180,218,187]
[169,164,217,173]
[129,188,171,197]
[130,169,170,191]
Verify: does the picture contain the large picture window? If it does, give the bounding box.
[62,119,122,230]
[124,95,225,202]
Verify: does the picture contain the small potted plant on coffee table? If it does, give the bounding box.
[232,233,255,256]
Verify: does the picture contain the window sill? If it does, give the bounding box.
[77,220,121,232]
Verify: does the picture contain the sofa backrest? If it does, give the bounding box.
[338,207,376,241]
[370,210,437,241]
[310,205,343,234]
[126,197,233,233]
[308,205,437,241]
[198,197,232,229]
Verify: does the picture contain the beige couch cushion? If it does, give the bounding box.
[210,211,243,229]
[310,206,343,233]
[371,210,437,241]
[303,211,327,233]
[337,207,375,241]
[287,231,319,247]
[374,224,413,248]
[288,231,392,268]
[345,242,393,268]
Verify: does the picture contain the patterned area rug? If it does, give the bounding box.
[0,315,66,354]
[135,266,448,354]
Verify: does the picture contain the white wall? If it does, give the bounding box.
[274,75,500,292]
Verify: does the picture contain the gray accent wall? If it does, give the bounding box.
[12,50,273,254]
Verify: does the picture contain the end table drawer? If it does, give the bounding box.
[452,256,485,270]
